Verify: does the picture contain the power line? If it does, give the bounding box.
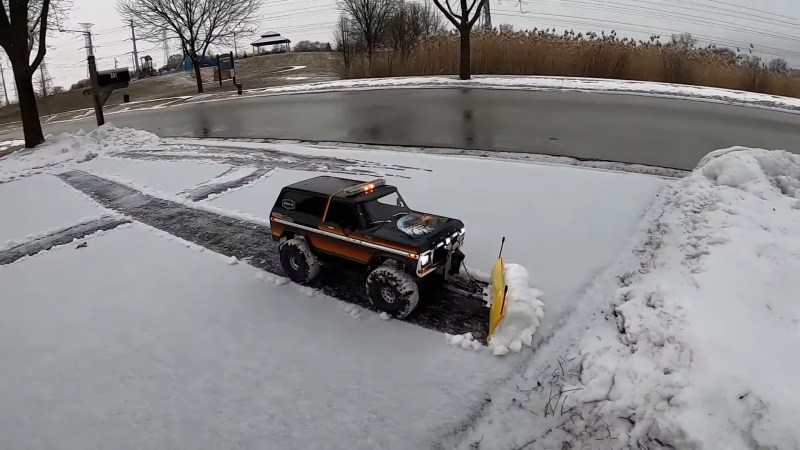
[493,12,800,58]
[693,0,798,21]
[499,1,800,42]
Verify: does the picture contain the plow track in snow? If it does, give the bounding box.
[58,170,489,337]
[0,215,131,265]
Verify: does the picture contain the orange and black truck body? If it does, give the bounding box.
[269,176,466,278]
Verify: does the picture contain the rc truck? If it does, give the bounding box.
[270,176,511,336]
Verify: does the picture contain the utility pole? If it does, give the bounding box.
[79,23,95,57]
[39,63,47,96]
[130,19,140,77]
[162,30,170,67]
[233,32,238,58]
[0,63,7,106]
[482,0,492,30]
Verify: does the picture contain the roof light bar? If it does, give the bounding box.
[343,179,386,196]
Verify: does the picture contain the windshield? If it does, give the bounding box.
[362,192,410,225]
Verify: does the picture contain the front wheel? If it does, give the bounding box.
[279,237,320,284]
[366,263,420,319]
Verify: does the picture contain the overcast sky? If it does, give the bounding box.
[2,0,799,100]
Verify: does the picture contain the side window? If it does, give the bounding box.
[326,201,359,230]
[295,194,326,216]
[281,191,325,216]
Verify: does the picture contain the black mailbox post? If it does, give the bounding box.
[97,68,131,90]
[83,58,131,126]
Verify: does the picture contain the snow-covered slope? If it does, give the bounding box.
[580,147,800,449]
[454,147,800,449]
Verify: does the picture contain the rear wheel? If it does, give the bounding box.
[279,237,320,284]
[366,263,420,318]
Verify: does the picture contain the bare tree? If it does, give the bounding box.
[432,0,487,80]
[768,58,789,75]
[339,0,395,69]
[670,32,696,50]
[335,14,356,73]
[387,1,443,57]
[117,0,260,93]
[0,0,70,148]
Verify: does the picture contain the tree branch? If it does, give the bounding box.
[467,0,486,28]
[432,0,459,28]
[30,0,50,71]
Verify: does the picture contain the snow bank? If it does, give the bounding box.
[0,124,162,182]
[488,264,545,355]
[574,147,800,449]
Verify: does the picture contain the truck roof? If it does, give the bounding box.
[286,176,395,202]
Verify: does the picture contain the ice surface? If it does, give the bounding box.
[0,175,107,247]
[237,76,800,112]
[0,224,518,450]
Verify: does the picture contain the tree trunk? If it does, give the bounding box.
[459,27,471,80]
[12,64,44,148]
[193,59,204,93]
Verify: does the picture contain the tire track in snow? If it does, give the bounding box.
[0,215,131,265]
[57,170,489,337]
[181,168,272,201]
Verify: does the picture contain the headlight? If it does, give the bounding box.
[420,252,431,266]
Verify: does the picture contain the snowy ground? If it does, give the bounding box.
[0,175,108,248]
[1,125,797,449]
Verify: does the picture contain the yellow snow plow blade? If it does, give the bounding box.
[488,257,507,338]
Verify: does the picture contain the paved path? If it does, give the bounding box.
[4,88,800,169]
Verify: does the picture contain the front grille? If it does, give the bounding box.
[432,246,448,264]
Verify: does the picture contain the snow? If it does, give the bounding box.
[82,156,229,195]
[449,147,800,449]
[488,263,545,353]
[0,139,23,151]
[201,166,257,186]
[578,147,800,449]
[207,143,667,342]
[231,75,800,112]
[0,124,164,182]
[205,167,320,212]
[0,223,518,449]
[0,175,108,247]
[0,126,695,448]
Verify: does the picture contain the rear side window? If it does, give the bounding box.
[278,190,326,222]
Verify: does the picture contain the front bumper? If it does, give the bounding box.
[416,228,466,277]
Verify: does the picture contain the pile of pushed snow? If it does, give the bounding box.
[575,147,800,449]
[0,124,162,181]
[488,263,545,356]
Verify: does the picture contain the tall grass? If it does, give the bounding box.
[342,29,800,98]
